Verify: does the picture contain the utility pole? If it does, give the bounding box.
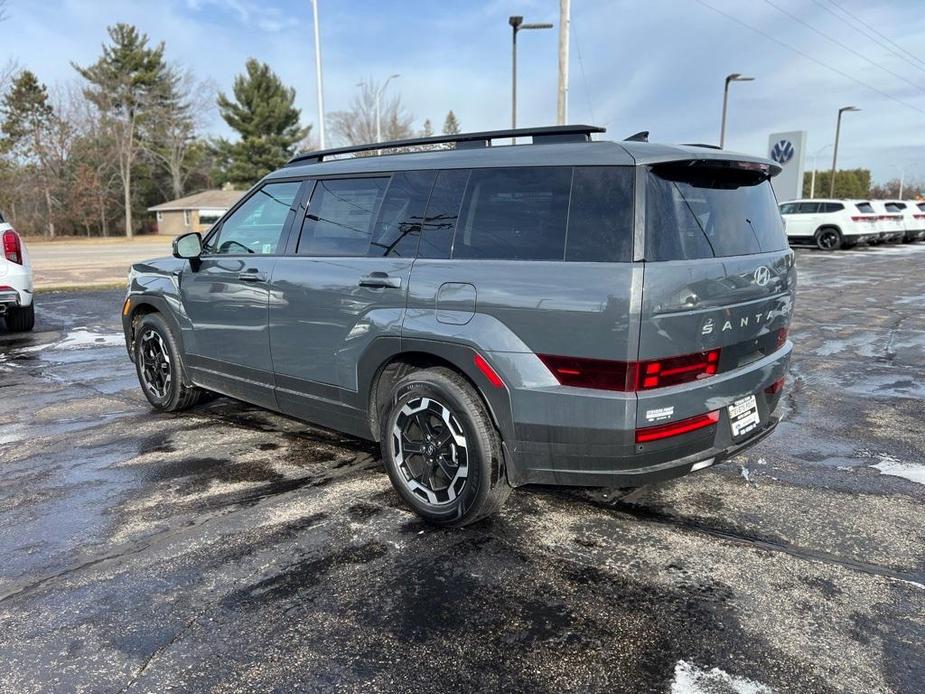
[509,16,553,143]
[719,73,753,149]
[556,0,570,125]
[830,106,860,198]
[311,0,326,150]
[809,144,832,198]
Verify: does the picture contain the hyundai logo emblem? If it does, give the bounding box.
[753,266,771,286]
[770,139,794,165]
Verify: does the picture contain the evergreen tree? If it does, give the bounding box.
[442,110,460,135]
[74,24,173,237]
[216,59,308,187]
[1,70,59,237]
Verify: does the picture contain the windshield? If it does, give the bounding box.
[646,165,787,260]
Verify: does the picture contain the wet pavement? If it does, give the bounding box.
[1,244,923,693]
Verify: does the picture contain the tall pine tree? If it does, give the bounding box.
[216,59,308,187]
[1,70,59,237]
[74,24,173,237]
[442,110,460,135]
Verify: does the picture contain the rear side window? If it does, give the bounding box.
[368,171,435,257]
[566,167,634,262]
[419,170,469,259]
[779,203,797,215]
[298,177,388,256]
[856,202,875,213]
[918,203,925,213]
[645,165,787,260]
[796,202,820,213]
[821,202,844,213]
[454,167,572,260]
[885,202,903,213]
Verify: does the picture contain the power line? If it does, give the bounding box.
[692,0,925,119]
[826,0,925,70]
[807,0,925,76]
[761,0,925,96]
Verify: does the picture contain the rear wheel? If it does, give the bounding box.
[134,313,203,412]
[4,303,34,332]
[815,227,842,251]
[380,367,511,526]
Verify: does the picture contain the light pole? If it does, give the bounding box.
[509,16,553,142]
[809,144,832,198]
[310,0,326,150]
[829,106,860,198]
[556,0,570,125]
[719,73,754,149]
[358,74,400,153]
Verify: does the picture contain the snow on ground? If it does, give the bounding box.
[671,660,772,694]
[871,454,925,485]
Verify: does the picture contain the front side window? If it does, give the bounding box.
[454,167,572,260]
[646,165,787,260]
[298,177,388,256]
[796,202,820,214]
[207,181,301,255]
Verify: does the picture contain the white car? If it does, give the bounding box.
[0,212,34,332]
[869,200,905,243]
[778,199,879,250]
[881,200,925,243]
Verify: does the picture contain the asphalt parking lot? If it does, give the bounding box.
[1,244,923,693]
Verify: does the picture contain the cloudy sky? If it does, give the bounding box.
[3,0,924,183]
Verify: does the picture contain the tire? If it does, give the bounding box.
[133,312,203,412]
[815,227,842,251]
[4,303,34,332]
[379,367,512,526]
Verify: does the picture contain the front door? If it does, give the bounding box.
[270,172,434,427]
[180,180,303,408]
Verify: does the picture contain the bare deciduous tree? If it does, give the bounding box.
[329,80,414,147]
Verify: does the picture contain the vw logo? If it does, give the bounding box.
[770,139,794,164]
[753,266,771,286]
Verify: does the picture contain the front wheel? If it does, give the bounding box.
[4,303,34,332]
[380,367,511,526]
[133,313,203,412]
[815,227,842,251]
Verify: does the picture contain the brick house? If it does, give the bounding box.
[148,190,244,235]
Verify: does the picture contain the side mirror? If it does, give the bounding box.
[173,232,202,260]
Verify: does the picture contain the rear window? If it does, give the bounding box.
[918,203,925,213]
[855,202,875,213]
[885,202,903,213]
[645,165,787,260]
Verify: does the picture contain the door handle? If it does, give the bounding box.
[238,269,266,282]
[358,272,402,289]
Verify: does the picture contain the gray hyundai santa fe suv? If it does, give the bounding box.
[122,125,795,526]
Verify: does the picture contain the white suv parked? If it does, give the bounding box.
[869,201,905,243]
[0,212,35,332]
[779,199,878,250]
[881,200,925,242]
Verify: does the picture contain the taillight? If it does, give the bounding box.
[537,354,636,391]
[775,327,788,350]
[637,349,720,390]
[765,378,785,395]
[538,348,721,392]
[2,229,22,264]
[635,410,720,443]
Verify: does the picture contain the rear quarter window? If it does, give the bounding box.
[645,165,787,260]
[855,202,875,213]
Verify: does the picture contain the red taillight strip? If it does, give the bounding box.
[635,410,720,443]
[2,229,22,265]
[765,378,785,395]
[473,353,505,389]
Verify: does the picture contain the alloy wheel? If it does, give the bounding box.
[140,329,172,400]
[818,230,839,250]
[391,397,469,506]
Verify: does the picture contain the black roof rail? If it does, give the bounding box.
[286,124,606,166]
[682,143,723,150]
[624,130,649,142]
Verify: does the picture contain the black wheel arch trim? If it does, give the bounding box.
[123,294,192,385]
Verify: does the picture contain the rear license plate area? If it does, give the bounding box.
[728,394,760,439]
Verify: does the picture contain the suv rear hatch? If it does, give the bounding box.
[636,159,794,461]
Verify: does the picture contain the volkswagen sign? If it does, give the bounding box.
[770,139,795,165]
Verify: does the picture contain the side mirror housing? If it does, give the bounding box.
[173,232,203,260]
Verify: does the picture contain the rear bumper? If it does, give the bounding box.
[504,345,791,488]
[0,288,21,310]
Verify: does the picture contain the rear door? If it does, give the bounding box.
[638,161,795,433]
[268,172,434,428]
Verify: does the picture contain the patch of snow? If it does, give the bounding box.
[56,329,124,350]
[739,465,753,484]
[671,660,772,694]
[871,454,925,485]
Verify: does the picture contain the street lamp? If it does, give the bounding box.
[310,0,326,150]
[829,106,860,197]
[809,144,832,198]
[509,16,553,142]
[719,73,754,149]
